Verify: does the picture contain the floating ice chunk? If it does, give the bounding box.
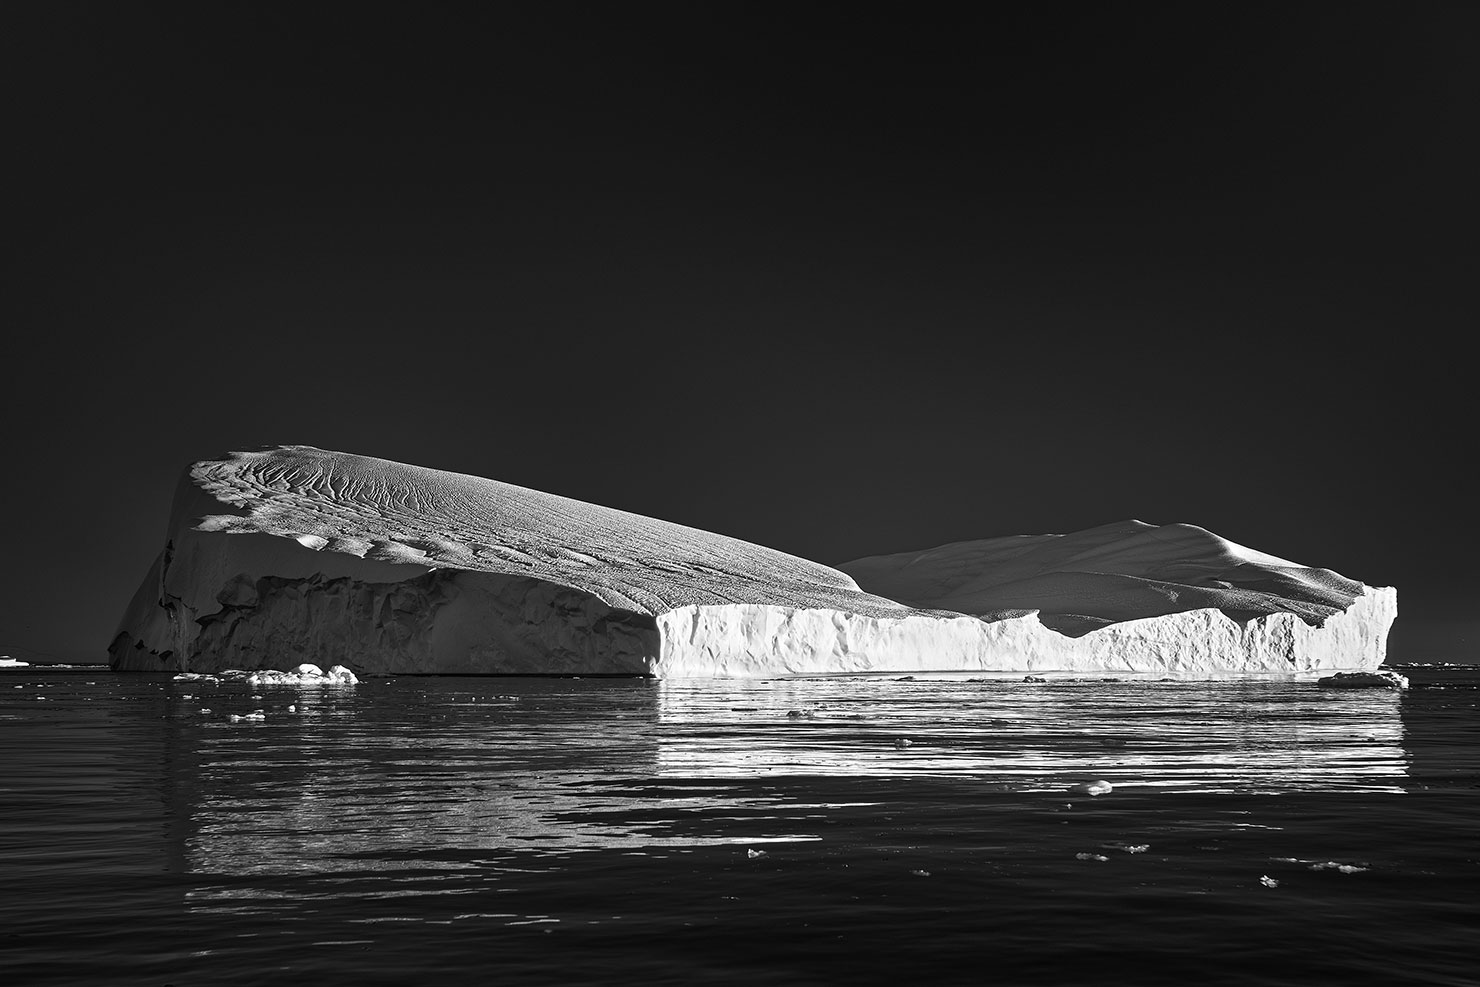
[1103,842,1149,854]
[245,664,359,687]
[1317,670,1408,690]
[1068,780,1114,796]
[0,658,30,667]
[1076,853,1109,862]
[1260,875,1279,888]
[228,710,266,722]
[1308,861,1369,873]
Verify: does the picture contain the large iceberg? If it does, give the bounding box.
[110,446,1395,678]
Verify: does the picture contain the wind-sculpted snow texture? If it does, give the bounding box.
[110,446,1395,678]
[837,521,1371,636]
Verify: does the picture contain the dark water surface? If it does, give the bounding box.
[2,663,1477,986]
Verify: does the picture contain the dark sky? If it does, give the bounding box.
[5,4,1476,661]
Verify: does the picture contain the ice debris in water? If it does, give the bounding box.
[239,664,359,686]
[1316,670,1408,690]
[1068,780,1113,796]
[1308,861,1369,874]
[1075,853,1110,862]
[1273,856,1371,874]
[1260,876,1280,888]
[228,710,266,723]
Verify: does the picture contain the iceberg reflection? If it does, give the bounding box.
[651,677,1409,793]
[176,675,1408,896]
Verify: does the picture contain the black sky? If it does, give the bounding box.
[5,4,1476,661]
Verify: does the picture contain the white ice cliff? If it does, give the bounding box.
[110,446,1396,678]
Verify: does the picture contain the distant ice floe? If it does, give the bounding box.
[0,658,30,667]
[1316,670,1409,690]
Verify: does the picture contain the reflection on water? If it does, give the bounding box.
[177,675,1409,895]
[3,665,1476,987]
[652,678,1408,791]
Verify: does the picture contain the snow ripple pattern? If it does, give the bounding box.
[190,446,905,617]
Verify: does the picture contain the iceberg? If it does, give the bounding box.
[110,446,1395,678]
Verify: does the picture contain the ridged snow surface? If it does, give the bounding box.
[110,446,1395,678]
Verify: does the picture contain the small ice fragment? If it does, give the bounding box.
[1260,875,1279,888]
[1316,671,1408,690]
[1075,853,1109,862]
[199,708,211,714]
[894,738,913,748]
[746,849,767,859]
[1068,780,1113,796]
[786,709,815,718]
[910,869,930,877]
[1308,862,1368,873]
[287,704,296,712]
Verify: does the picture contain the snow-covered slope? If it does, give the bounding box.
[110,446,1395,677]
[837,521,1369,636]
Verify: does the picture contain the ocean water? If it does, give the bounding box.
[2,663,1476,986]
